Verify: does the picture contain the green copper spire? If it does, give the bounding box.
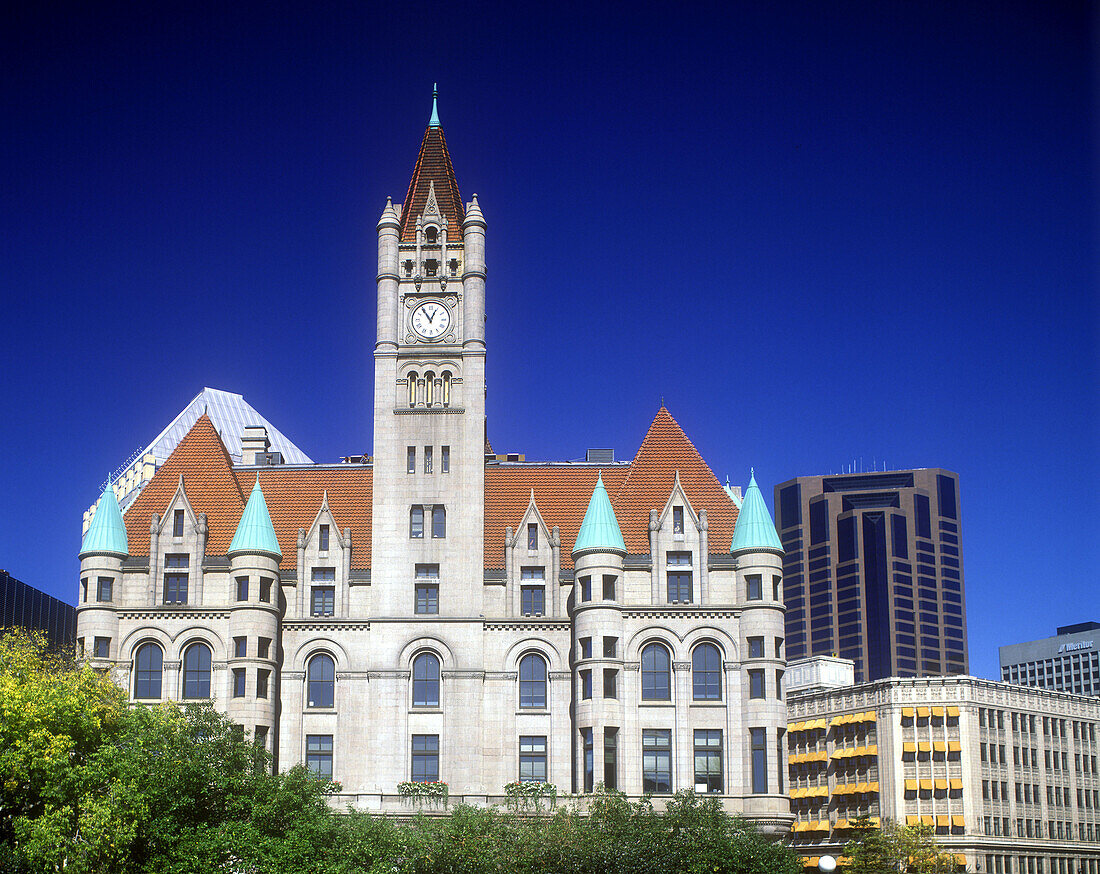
[80,482,129,557]
[228,479,282,559]
[572,473,626,556]
[730,470,783,554]
[428,83,440,128]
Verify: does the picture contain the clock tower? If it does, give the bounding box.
[371,87,486,617]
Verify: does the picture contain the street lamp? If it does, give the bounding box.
[819,856,837,873]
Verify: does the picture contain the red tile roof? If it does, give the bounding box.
[121,407,737,573]
[398,125,464,242]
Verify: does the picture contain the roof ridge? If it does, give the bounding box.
[612,406,716,503]
[398,125,464,242]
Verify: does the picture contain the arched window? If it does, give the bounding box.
[424,371,435,406]
[182,642,212,699]
[519,654,547,708]
[425,226,437,245]
[412,652,440,707]
[442,371,451,407]
[692,643,722,701]
[134,642,163,699]
[641,643,671,701]
[307,653,335,708]
[408,372,417,407]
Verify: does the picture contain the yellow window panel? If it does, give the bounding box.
[921,815,934,826]
[869,817,880,826]
[918,742,932,752]
[949,778,963,790]
[947,706,960,717]
[952,816,965,828]
[863,711,877,722]
[835,819,849,830]
[937,815,950,826]
[802,857,816,867]
[919,779,933,790]
[903,742,917,753]
[954,855,967,866]
[947,741,961,752]
[933,741,947,752]
[808,857,821,867]
[905,779,918,790]
[917,707,930,717]
[863,744,877,756]
[932,706,945,717]
[868,782,879,792]
[814,718,828,729]
[902,707,915,718]
[906,815,920,826]
[935,779,948,790]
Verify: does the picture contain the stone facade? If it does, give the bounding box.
[76,100,790,827]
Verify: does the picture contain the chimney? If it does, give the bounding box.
[241,426,270,465]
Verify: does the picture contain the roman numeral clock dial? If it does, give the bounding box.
[411,301,451,340]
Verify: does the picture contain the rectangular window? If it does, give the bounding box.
[164,573,188,604]
[602,575,616,601]
[311,586,335,616]
[642,729,672,793]
[407,446,416,474]
[775,669,784,699]
[415,583,438,614]
[775,637,784,658]
[93,637,109,659]
[749,669,765,699]
[603,668,618,699]
[173,509,184,537]
[424,446,433,474]
[259,578,272,603]
[77,637,84,657]
[746,575,762,600]
[234,636,247,658]
[521,585,545,616]
[582,728,594,793]
[748,636,764,659]
[441,445,449,473]
[694,729,723,793]
[258,637,270,659]
[416,564,439,579]
[773,575,782,600]
[579,575,592,602]
[81,577,87,602]
[306,735,333,779]
[520,566,544,580]
[519,735,547,782]
[581,669,592,700]
[750,727,767,794]
[809,500,829,544]
[431,506,446,538]
[776,729,785,793]
[668,572,692,603]
[673,506,684,534]
[411,735,439,782]
[579,637,592,659]
[166,553,188,568]
[604,727,618,790]
[667,551,691,566]
[527,523,538,550]
[410,506,424,538]
[233,668,246,698]
[96,576,113,602]
[257,669,269,699]
[236,577,249,601]
[319,524,330,551]
[603,636,618,658]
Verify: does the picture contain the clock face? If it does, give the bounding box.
[411,301,451,340]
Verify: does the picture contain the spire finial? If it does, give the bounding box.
[429,83,440,128]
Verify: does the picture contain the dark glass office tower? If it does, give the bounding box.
[1,570,76,650]
[774,470,967,682]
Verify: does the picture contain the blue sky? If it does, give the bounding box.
[1,1,1093,680]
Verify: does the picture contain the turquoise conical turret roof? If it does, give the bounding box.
[228,479,282,558]
[80,483,129,557]
[572,473,626,556]
[730,471,783,554]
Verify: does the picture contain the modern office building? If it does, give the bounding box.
[75,93,792,827]
[785,658,1100,874]
[1000,623,1100,697]
[1,570,76,649]
[774,470,967,682]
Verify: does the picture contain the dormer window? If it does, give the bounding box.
[673,506,684,535]
[425,227,438,244]
[425,259,438,277]
[173,509,185,537]
[319,524,330,552]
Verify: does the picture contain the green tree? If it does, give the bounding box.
[844,815,959,874]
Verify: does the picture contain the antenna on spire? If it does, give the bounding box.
[429,83,440,128]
